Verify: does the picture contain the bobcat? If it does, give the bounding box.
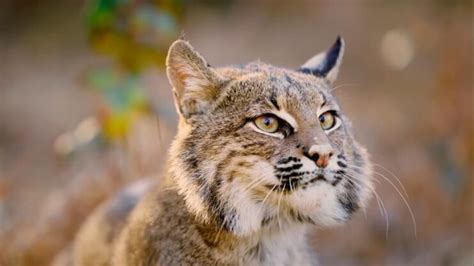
[72,37,373,266]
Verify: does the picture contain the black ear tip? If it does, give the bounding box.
[332,36,343,51]
[325,36,344,64]
[298,35,345,79]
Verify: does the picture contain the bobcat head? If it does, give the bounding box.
[166,37,373,236]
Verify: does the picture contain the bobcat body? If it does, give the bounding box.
[73,37,373,266]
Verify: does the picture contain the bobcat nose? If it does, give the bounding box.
[305,144,334,168]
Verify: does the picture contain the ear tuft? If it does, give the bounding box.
[299,36,345,84]
[166,40,225,119]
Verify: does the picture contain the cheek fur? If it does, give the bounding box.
[217,157,277,235]
[219,179,265,235]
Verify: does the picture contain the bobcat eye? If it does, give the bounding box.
[254,114,279,133]
[319,111,336,130]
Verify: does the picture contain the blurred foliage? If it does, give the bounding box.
[85,0,183,71]
[57,0,184,153]
[87,69,149,139]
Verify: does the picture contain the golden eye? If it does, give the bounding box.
[254,115,279,133]
[319,111,336,130]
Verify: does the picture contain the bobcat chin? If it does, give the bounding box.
[72,37,373,266]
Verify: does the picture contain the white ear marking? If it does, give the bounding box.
[166,40,226,119]
[299,36,345,84]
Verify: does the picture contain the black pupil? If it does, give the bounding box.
[264,117,272,126]
[319,114,325,124]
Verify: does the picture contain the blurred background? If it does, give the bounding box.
[0,0,472,265]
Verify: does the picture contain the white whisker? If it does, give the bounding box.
[342,172,390,239]
[241,175,267,196]
[162,185,180,191]
[260,184,278,206]
[348,166,417,238]
[258,183,278,227]
[330,82,360,93]
[277,184,285,233]
[213,214,228,244]
[373,163,409,200]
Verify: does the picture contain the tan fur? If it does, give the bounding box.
[73,38,373,265]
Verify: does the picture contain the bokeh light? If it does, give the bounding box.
[380,29,415,70]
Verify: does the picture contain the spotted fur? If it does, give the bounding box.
[73,37,373,266]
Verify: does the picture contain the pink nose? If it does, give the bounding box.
[307,144,333,168]
[314,153,331,168]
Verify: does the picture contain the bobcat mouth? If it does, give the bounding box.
[265,173,328,193]
[309,174,327,183]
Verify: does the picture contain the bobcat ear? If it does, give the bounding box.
[298,36,345,84]
[166,40,226,119]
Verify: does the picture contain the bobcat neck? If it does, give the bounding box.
[162,179,313,265]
